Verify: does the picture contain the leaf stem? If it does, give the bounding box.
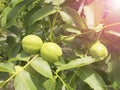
[49,0,61,41]
[0,54,39,88]
[80,22,120,36]
[53,71,70,90]
[96,22,120,41]
[103,22,120,29]
[53,71,66,86]
[96,30,103,41]
[68,73,76,85]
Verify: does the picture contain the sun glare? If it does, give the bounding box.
[111,0,120,11]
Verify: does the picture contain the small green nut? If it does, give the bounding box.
[40,42,62,63]
[89,41,108,59]
[22,35,43,54]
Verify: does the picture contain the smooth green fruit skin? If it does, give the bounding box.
[22,35,43,54]
[89,42,108,59]
[40,42,62,63]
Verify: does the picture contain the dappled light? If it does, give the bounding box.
[0,0,120,90]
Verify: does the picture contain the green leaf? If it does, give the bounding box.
[62,7,87,29]
[52,0,65,5]
[65,84,74,90]
[43,79,56,90]
[83,0,104,29]
[0,62,15,73]
[78,66,106,90]
[66,28,81,34]
[1,7,11,27]
[59,11,75,25]
[27,5,56,26]
[8,25,22,35]
[67,73,77,90]
[30,73,46,90]
[31,57,53,79]
[62,85,66,90]
[44,0,52,3]
[5,35,21,58]
[6,0,34,26]
[56,56,96,73]
[7,43,21,58]
[14,66,46,90]
[15,52,31,61]
[108,56,120,89]
[0,72,10,88]
[10,0,23,7]
[0,81,4,86]
[14,70,37,90]
[44,0,65,5]
[24,6,41,34]
[61,35,75,43]
[8,52,31,62]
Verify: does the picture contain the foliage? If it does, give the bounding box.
[0,0,120,90]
